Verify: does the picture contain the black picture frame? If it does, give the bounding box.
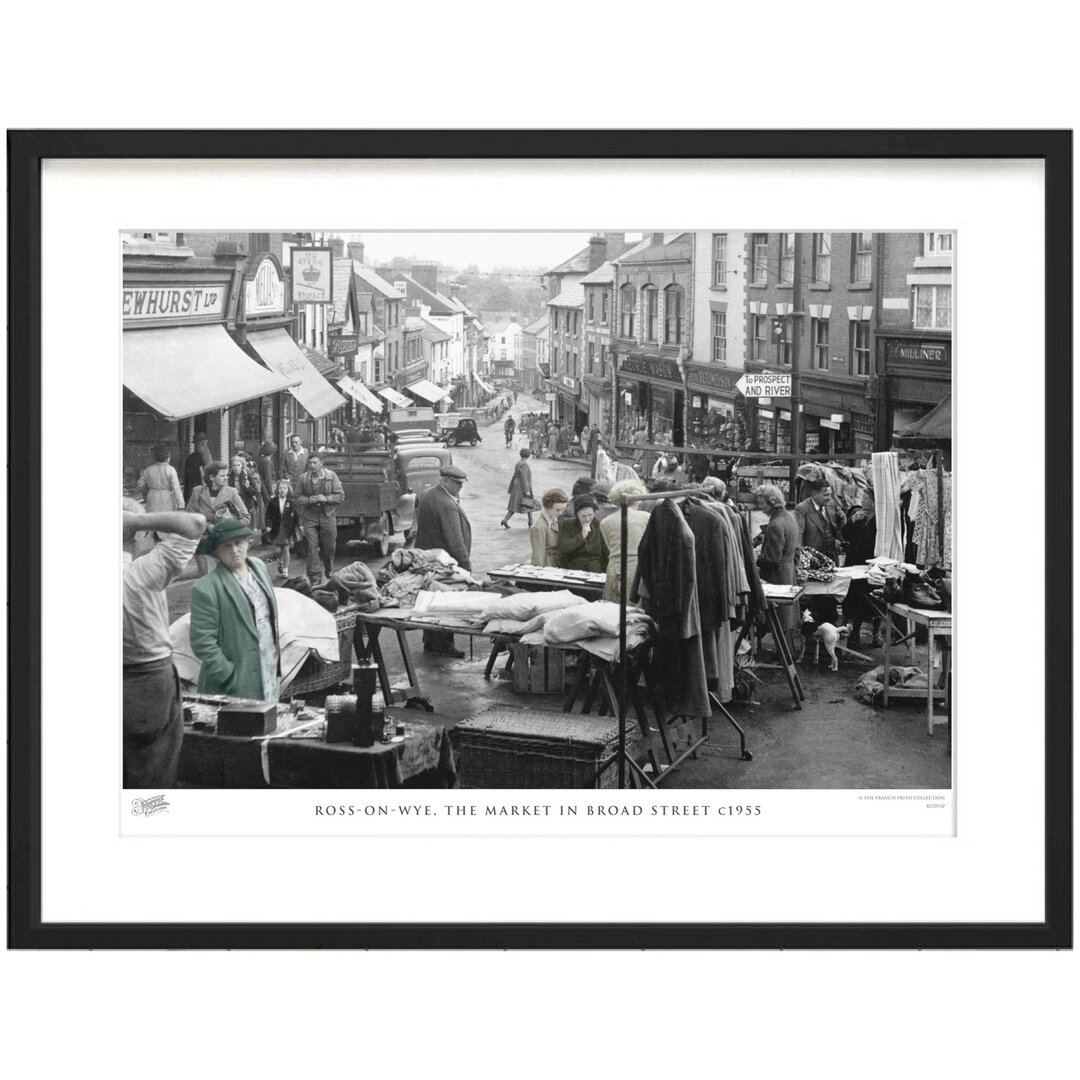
[7,129,1072,950]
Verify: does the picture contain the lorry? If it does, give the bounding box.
[319,441,454,556]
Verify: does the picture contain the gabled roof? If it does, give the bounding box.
[523,313,549,336]
[420,318,451,343]
[580,260,616,286]
[384,270,456,316]
[352,261,401,300]
[544,236,638,277]
[617,234,693,265]
[484,318,512,335]
[548,282,585,308]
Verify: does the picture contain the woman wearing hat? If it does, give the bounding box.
[556,493,609,573]
[501,448,535,529]
[188,518,280,701]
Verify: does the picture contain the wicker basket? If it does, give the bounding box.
[286,610,358,697]
[455,705,629,789]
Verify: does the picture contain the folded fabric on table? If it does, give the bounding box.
[483,613,548,635]
[479,589,587,624]
[543,600,652,644]
[414,589,495,616]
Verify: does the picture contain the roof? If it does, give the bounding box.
[543,235,638,277]
[579,260,616,286]
[484,318,512,334]
[522,313,549,336]
[386,271,456,315]
[547,282,585,308]
[617,234,693,265]
[352,261,401,300]
[420,319,451,343]
[329,258,353,325]
[300,344,343,380]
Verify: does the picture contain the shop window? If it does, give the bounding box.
[850,319,871,375]
[913,285,952,330]
[852,232,873,282]
[752,234,768,284]
[663,285,685,345]
[643,286,658,342]
[711,311,727,363]
[804,428,821,453]
[752,315,768,361]
[779,233,795,284]
[812,318,829,370]
[813,232,831,283]
[712,233,727,285]
[620,285,636,337]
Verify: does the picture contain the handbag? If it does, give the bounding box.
[519,495,540,512]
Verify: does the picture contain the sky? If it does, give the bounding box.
[331,232,637,272]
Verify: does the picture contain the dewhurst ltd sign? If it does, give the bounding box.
[122,284,227,322]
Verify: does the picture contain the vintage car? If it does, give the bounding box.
[318,443,453,555]
[439,418,482,447]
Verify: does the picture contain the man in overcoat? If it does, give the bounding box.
[414,464,472,657]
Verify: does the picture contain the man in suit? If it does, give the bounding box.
[414,464,472,657]
[793,480,845,562]
[293,452,345,586]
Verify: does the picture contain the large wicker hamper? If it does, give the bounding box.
[285,610,357,697]
[454,706,629,789]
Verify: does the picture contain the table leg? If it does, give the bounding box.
[563,652,591,713]
[395,629,421,699]
[926,627,935,736]
[483,642,502,680]
[365,626,395,705]
[767,604,804,708]
[883,610,892,707]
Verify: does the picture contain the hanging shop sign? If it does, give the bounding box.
[328,334,359,357]
[736,372,791,398]
[290,246,333,304]
[243,257,285,317]
[122,283,227,323]
[560,375,579,393]
[545,393,557,402]
[619,355,682,383]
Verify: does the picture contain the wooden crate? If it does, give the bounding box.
[510,643,566,694]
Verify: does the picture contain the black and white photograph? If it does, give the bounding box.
[122,227,954,797]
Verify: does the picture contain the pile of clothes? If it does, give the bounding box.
[795,463,871,514]
[480,590,587,635]
[797,547,837,582]
[855,664,928,705]
[374,548,479,609]
[516,599,656,664]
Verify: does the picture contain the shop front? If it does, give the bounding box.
[555,374,585,433]
[122,254,302,488]
[876,334,952,450]
[615,354,685,447]
[798,379,874,457]
[582,374,612,437]
[684,362,742,450]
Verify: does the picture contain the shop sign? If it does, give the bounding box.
[329,334,359,357]
[736,372,791,398]
[545,393,557,402]
[883,339,949,366]
[243,257,285,317]
[801,384,869,413]
[290,246,333,304]
[685,365,738,394]
[619,355,682,383]
[560,375,578,393]
[122,283,226,322]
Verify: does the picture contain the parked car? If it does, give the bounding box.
[440,418,482,447]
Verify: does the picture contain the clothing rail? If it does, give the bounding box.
[607,487,718,788]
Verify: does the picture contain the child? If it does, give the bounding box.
[264,478,300,578]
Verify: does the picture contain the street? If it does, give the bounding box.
[166,389,581,620]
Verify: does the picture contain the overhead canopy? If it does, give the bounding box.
[473,374,496,395]
[247,328,346,419]
[338,376,384,414]
[894,394,952,443]
[379,387,413,408]
[123,324,298,421]
[406,378,452,404]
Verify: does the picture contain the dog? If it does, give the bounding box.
[800,610,849,671]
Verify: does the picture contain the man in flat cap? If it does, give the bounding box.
[415,464,472,657]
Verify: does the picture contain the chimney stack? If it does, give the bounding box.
[411,263,439,294]
[328,237,345,258]
[347,241,365,264]
[588,235,608,271]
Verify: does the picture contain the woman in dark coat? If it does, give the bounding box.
[755,484,800,649]
[557,493,610,573]
[501,448,535,529]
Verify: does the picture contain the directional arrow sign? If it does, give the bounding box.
[736,372,792,398]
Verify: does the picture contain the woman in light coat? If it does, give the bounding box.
[501,448,535,529]
[186,461,250,576]
[529,488,568,567]
[136,445,184,514]
[599,480,651,603]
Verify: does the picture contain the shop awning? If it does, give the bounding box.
[123,324,299,422]
[474,374,496,395]
[247,328,346,419]
[379,387,413,408]
[337,376,384,414]
[895,393,952,442]
[406,378,453,404]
